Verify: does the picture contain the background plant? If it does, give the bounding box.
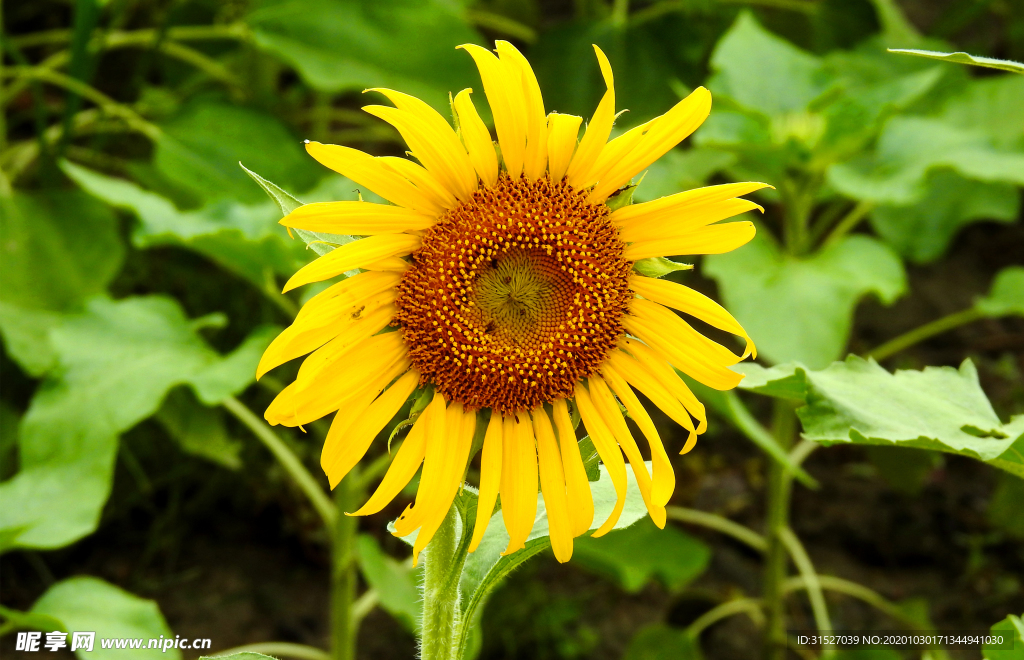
[1,0,1022,659]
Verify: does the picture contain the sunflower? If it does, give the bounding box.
[258,41,763,565]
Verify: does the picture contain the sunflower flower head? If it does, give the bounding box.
[258,41,764,565]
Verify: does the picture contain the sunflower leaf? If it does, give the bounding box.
[889,49,1024,75]
[356,534,421,632]
[983,612,1024,660]
[975,267,1024,318]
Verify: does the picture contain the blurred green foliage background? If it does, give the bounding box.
[1,0,1023,658]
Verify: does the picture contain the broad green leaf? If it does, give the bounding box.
[975,267,1024,318]
[988,472,1024,539]
[938,75,1024,148]
[155,389,242,470]
[704,233,906,368]
[869,170,1019,264]
[708,12,833,116]
[984,613,1024,660]
[632,257,693,279]
[247,0,482,111]
[31,576,180,660]
[828,116,1024,206]
[154,101,321,204]
[0,297,273,551]
[0,604,65,637]
[358,533,420,617]
[797,358,1024,476]
[624,624,703,660]
[633,149,737,203]
[241,163,356,257]
[62,160,308,290]
[573,518,710,593]
[356,534,421,631]
[890,49,1024,76]
[0,191,123,376]
[733,357,1024,478]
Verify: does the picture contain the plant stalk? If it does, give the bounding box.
[867,307,984,362]
[330,472,360,660]
[763,399,798,660]
[420,505,468,660]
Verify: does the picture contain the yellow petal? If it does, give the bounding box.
[392,392,447,539]
[533,407,573,562]
[604,351,698,437]
[588,375,665,528]
[452,89,499,188]
[584,119,655,190]
[623,221,756,261]
[588,87,712,203]
[620,337,707,434]
[362,104,476,201]
[280,200,435,235]
[321,369,419,488]
[283,233,421,292]
[500,412,538,555]
[349,415,427,516]
[612,182,770,233]
[565,45,615,188]
[411,402,476,563]
[305,141,442,215]
[458,44,525,178]
[619,198,762,244]
[378,156,458,210]
[631,274,755,358]
[573,381,627,537]
[496,41,547,180]
[551,398,593,537]
[602,366,675,508]
[546,113,582,182]
[625,314,742,391]
[469,412,503,552]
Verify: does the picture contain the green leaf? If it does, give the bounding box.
[624,623,703,660]
[247,0,482,111]
[975,267,1024,318]
[631,257,693,279]
[0,191,123,376]
[828,116,1024,206]
[577,436,601,482]
[734,363,807,401]
[154,101,321,205]
[573,518,710,593]
[241,163,356,257]
[796,357,1024,476]
[890,49,1024,75]
[61,160,308,290]
[708,12,833,116]
[988,472,1024,539]
[634,149,737,203]
[0,297,272,551]
[356,534,421,632]
[938,75,1024,148]
[863,445,941,496]
[869,170,1019,264]
[30,576,180,660]
[155,389,242,470]
[703,233,906,368]
[983,613,1024,660]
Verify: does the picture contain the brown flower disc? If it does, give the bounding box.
[394,175,633,414]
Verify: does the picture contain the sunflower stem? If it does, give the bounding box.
[330,471,360,660]
[419,504,468,660]
[763,399,798,660]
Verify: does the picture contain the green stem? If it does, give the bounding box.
[420,505,468,660]
[821,200,874,250]
[782,575,924,631]
[763,399,797,660]
[211,643,329,660]
[666,506,767,553]
[867,307,984,362]
[724,391,818,488]
[10,23,251,49]
[222,396,337,530]
[778,527,834,653]
[465,9,538,43]
[331,473,361,660]
[686,597,765,637]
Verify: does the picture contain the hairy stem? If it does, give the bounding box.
[331,473,360,660]
[867,307,984,362]
[779,527,834,653]
[763,399,797,660]
[420,505,468,660]
[686,598,765,638]
[222,396,337,530]
[666,506,767,553]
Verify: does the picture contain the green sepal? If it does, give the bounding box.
[605,181,640,211]
[632,257,694,279]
